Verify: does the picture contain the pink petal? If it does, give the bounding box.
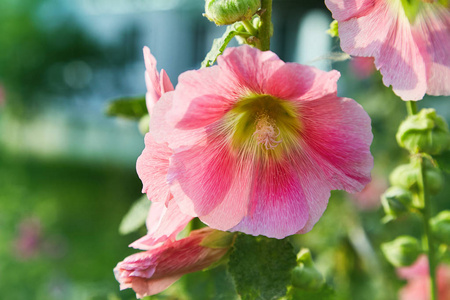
[150,92,206,149]
[217,45,284,94]
[136,133,172,204]
[168,136,248,228]
[130,200,193,250]
[143,46,174,114]
[329,0,427,100]
[325,0,375,22]
[230,159,310,239]
[413,4,450,96]
[295,96,373,232]
[264,63,341,101]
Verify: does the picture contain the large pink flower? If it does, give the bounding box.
[115,228,233,298]
[326,0,450,100]
[150,45,373,239]
[397,255,450,300]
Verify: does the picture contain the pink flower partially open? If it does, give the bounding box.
[150,45,373,239]
[397,255,450,300]
[114,228,233,298]
[136,47,193,248]
[325,0,450,100]
[143,47,174,115]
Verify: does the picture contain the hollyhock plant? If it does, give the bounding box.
[325,0,450,100]
[397,255,450,300]
[114,228,234,298]
[149,45,373,239]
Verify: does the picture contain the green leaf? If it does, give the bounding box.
[119,195,150,235]
[434,150,450,173]
[201,25,239,68]
[287,284,336,300]
[105,95,147,120]
[228,234,297,300]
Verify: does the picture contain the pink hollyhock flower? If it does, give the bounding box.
[136,47,193,247]
[150,45,373,239]
[114,228,234,298]
[325,0,450,100]
[397,255,450,300]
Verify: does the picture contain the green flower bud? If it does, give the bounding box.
[381,186,412,218]
[291,249,325,290]
[205,0,261,26]
[389,159,443,195]
[396,108,450,155]
[326,20,339,38]
[381,236,422,267]
[431,210,450,245]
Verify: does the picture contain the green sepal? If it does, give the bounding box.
[119,195,150,235]
[200,231,236,249]
[431,210,450,245]
[106,95,147,120]
[381,236,422,267]
[204,0,261,26]
[228,234,297,300]
[201,25,240,68]
[434,149,450,173]
[381,186,413,219]
[396,108,450,155]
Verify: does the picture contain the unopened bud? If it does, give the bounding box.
[396,108,450,155]
[291,249,325,290]
[389,159,443,195]
[381,236,422,267]
[204,0,261,26]
[381,187,412,218]
[431,210,450,245]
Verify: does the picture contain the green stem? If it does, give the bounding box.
[241,20,258,37]
[418,158,439,300]
[406,101,418,116]
[259,0,273,51]
[404,101,438,299]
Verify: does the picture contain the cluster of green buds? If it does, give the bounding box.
[381,108,450,267]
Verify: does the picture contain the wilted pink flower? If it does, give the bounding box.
[136,47,193,248]
[114,228,234,298]
[150,45,373,239]
[397,255,450,300]
[326,0,450,100]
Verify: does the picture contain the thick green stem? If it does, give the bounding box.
[418,159,439,300]
[259,0,272,51]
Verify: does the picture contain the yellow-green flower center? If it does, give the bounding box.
[220,94,301,159]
